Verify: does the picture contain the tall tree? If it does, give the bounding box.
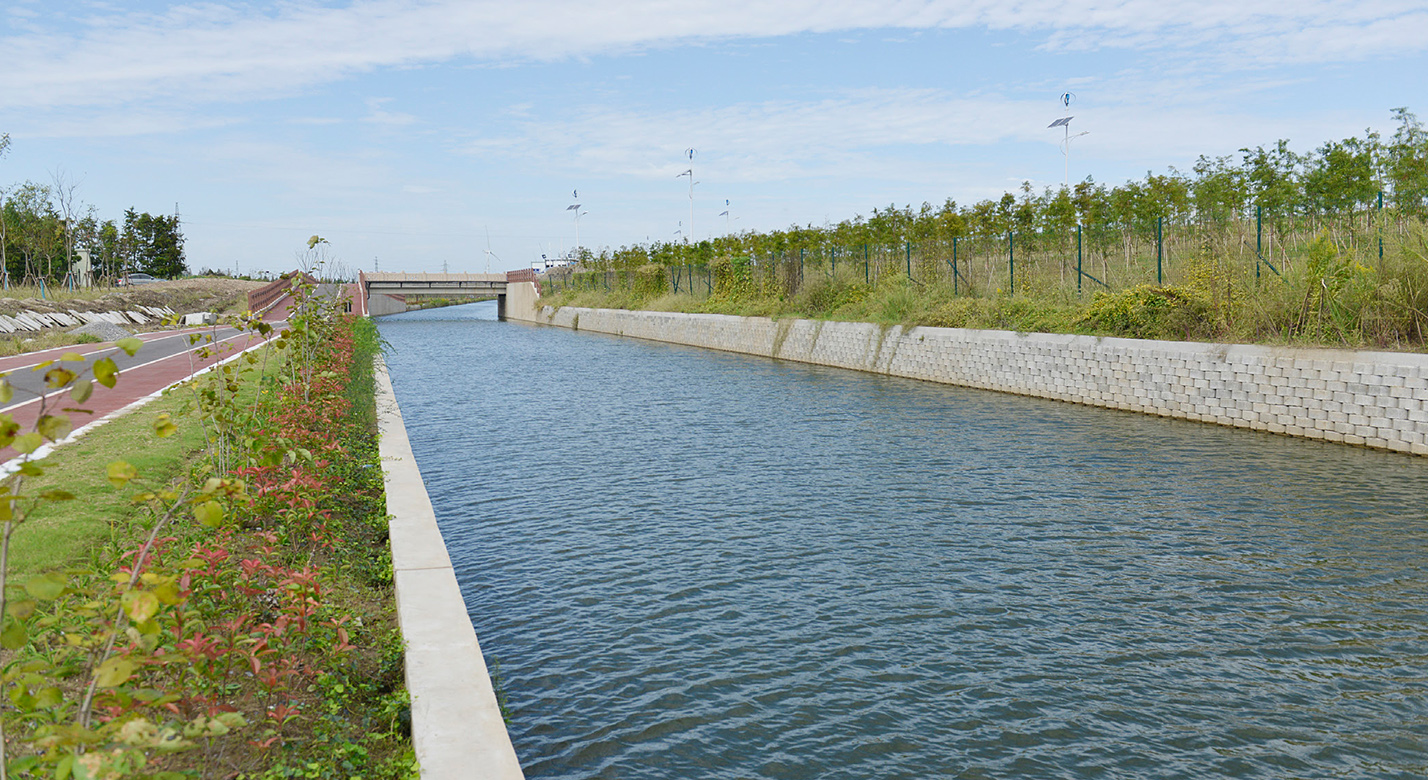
[50,169,81,280]
[7,182,58,282]
[1301,136,1379,218]
[1386,108,1428,218]
[122,209,187,278]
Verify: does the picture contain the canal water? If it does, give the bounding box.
[379,301,1428,779]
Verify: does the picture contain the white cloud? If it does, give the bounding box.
[363,98,417,126]
[3,110,241,139]
[3,1,1425,110]
[458,86,1339,188]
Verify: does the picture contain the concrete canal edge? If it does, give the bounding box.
[374,355,525,780]
[502,281,1428,457]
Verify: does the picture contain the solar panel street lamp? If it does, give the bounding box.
[567,190,586,263]
[677,148,697,242]
[1049,93,1089,191]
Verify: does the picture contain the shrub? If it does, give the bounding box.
[1076,284,1212,340]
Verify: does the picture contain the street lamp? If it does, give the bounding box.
[566,189,587,262]
[676,148,697,243]
[1048,93,1089,191]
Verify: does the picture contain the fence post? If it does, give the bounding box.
[1256,205,1262,282]
[799,248,805,291]
[1378,190,1385,262]
[906,241,912,279]
[1076,224,1082,296]
[1156,216,1163,286]
[864,244,869,285]
[1007,231,1014,295]
[831,246,836,276]
[952,236,959,295]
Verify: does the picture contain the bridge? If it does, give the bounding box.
[359,271,537,317]
[246,270,539,319]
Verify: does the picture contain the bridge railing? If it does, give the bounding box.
[506,268,540,294]
[247,272,317,313]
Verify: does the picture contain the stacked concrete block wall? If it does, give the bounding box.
[499,286,1428,457]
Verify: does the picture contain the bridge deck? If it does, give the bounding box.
[364,272,507,296]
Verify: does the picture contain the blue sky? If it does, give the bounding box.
[2,1,1426,276]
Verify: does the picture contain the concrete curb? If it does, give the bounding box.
[374,355,525,780]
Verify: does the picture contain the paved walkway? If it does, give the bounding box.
[0,314,286,465]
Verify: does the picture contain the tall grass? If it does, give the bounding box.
[542,223,1428,351]
[343,315,386,434]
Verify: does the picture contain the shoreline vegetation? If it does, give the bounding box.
[0,277,416,778]
[542,109,1428,353]
[400,295,495,312]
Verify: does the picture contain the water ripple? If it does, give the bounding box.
[382,302,1428,780]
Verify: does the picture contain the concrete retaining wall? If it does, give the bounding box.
[503,281,540,322]
[502,285,1428,457]
[368,293,409,316]
[375,357,525,779]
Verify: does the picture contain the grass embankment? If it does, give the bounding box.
[1,316,416,779]
[0,279,261,316]
[0,277,265,358]
[8,387,208,579]
[546,228,1428,353]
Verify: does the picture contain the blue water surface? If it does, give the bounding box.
[380,301,1428,780]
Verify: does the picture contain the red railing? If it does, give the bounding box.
[247,271,317,313]
[506,268,540,295]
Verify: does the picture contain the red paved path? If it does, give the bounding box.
[0,301,291,465]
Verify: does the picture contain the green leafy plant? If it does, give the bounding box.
[1075,285,1212,340]
[0,245,415,779]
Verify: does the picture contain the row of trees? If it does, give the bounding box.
[0,137,186,285]
[574,107,1428,271]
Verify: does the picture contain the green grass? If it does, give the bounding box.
[6,390,205,579]
[6,347,279,580]
[0,331,103,358]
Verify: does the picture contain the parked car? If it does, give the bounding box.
[119,272,159,286]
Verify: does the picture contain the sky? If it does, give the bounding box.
[2,0,1426,276]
